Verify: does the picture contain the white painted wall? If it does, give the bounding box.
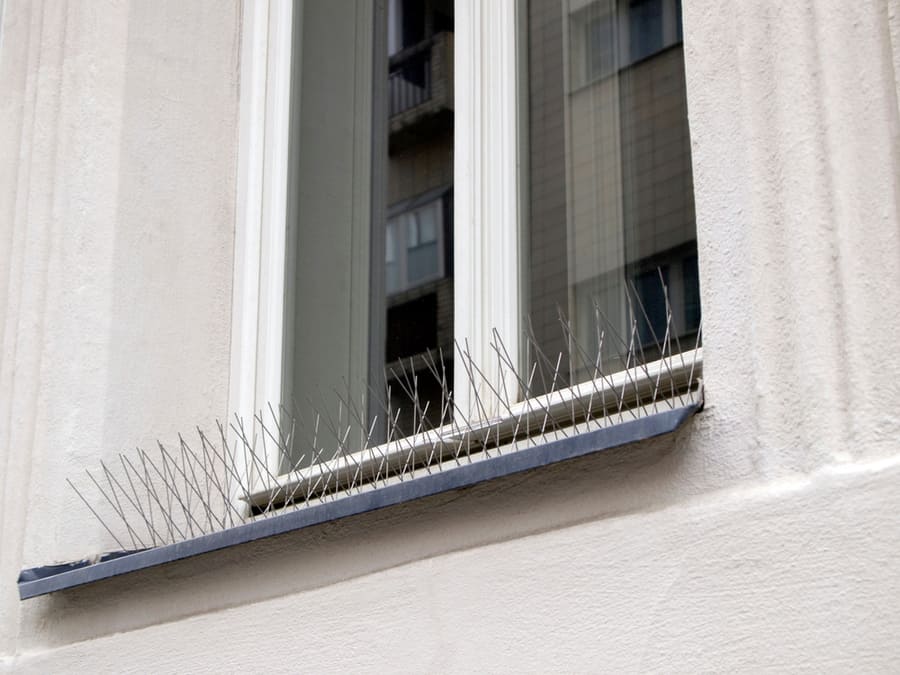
[1,0,900,672]
[0,0,239,661]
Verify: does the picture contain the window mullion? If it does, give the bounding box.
[454,0,522,420]
[229,0,295,485]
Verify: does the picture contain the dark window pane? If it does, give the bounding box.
[526,0,698,392]
[386,294,439,362]
[634,267,669,347]
[629,0,664,62]
[587,14,615,80]
[384,0,454,436]
[408,242,440,284]
[683,254,701,332]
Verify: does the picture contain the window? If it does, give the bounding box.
[526,0,699,389]
[629,0,664,62]
[586,11,617,81]
[18,0,705,599]
[231,0,700,482]
[386,193,448,294]
[273,0,456,459]
[569,0,685,89]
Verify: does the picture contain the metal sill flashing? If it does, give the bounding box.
[18,403,699,600]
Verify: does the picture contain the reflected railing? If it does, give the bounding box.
[389,38,434,116]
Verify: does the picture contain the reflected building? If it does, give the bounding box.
[384,0,454,434]
[527,0,699,388]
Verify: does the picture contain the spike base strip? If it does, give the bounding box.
[245,352,703,509]
[18,403,699,600]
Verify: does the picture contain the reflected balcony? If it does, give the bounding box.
[388,31,454,152]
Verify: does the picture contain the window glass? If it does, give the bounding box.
[407,212,420,247]
[382,1,454,439]
[525,0,699,394]
[285,1,376,471]
[385,197,446,295]
[405,200,440,285]
[286,0,454,465]
[587,11,616,81]
[385,219,401,294]
[629,0,664,62]
[417,202,438,243]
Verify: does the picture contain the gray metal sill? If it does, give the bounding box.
[18,402,700,600]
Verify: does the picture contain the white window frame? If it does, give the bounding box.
[229,0,699,494]
[454,0,522,419]
[228,0,294,473]
[229,0,521,432]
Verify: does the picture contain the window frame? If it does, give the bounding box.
[229,0,524,452]
[228,0,700,494]
[229,0,295,475]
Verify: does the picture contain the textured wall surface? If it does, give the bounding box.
[0,0,239,661]
[2,0,900,672]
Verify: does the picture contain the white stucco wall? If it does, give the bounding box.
[1,0,899,672]
[0,0,239,663]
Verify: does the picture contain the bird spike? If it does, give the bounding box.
[67,279,703,550]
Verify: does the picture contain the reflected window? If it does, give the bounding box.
[629,0,664,62]
[386,196,446,294]
[284,0,454,465]
[571,0,683,89]
[586,12,616,81]
[526,0,699,391]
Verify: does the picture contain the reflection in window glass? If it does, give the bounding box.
[384,0,454,436]
[386,220,401,294]
[417,203,438,243]
[629,0,664,62]
[386,197,445,294]
[587,12,616,81]
[526,0,699,394]
[285,0,453,467]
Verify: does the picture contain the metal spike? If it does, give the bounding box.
[65,287,703,552]
[67,478,127,551]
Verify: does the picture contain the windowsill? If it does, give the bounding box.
[19,350,701,600]
[18,382,701,600]
[245,348,702,510]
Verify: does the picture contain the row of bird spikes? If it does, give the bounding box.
[68,292,703,551]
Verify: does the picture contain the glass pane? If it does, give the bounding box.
[384,0,454,436]
[286,1,376,469]
[587,11,616,81]
[280,0,453,470]
[386,261,401,295]
[629,0,664,63]
[407,212,419,246]
[386,219,398,263]
[407,241,439,284]
[525,0,699,394]
[633,267,669,346]
[417,201,439,243]
[284,0,455,467]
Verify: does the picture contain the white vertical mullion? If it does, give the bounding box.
[257,0,292,440]
[229,0,269,428]
[454,0,521,419]
[229,0,294,480]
